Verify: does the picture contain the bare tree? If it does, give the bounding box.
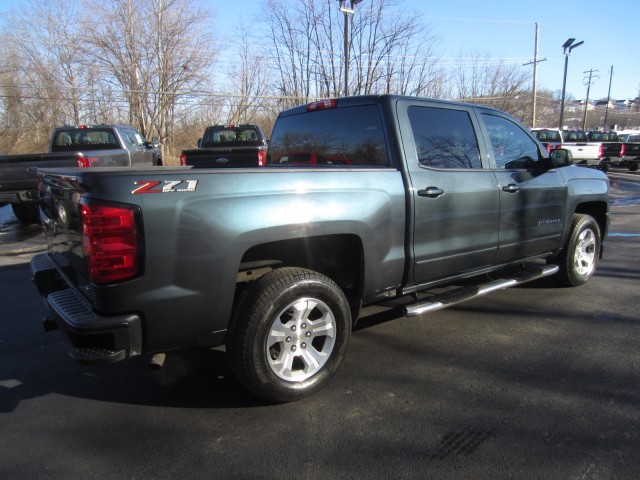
[262,0,443,103]
[82,0,218,152]
[0,0,93,152]
[349,1,443,97]
[225,24,271,124]
[451,49,530,117]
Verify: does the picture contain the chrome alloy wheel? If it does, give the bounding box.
[266,297,336,382]
[573,227,597,276]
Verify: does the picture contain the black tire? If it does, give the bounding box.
[11,204,40,224]
[554,214,601,287]
[227,267,351,403]
[629,162,639,172]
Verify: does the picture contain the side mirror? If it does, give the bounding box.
[550,148,573,167]
[197,138,203,148]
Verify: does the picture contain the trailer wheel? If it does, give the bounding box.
[554,214,600,287]
[227,267,351,403]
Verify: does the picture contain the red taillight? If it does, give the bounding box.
[81,203,139,283]
[258,150,266,166]
[78,156,99,167]
[598,144,604,158]
[621,144,626,156]
[306,99,338,111]
[179,153,187,166]
[547,144,552,153]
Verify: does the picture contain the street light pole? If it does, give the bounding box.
[558,38,584,130]
[337,0,363,97]
[343,8,349,96]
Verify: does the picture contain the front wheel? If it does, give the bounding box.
[227,267,351,403]
[554,214,601,287]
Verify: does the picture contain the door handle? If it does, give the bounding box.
[417,187,444,198]
[502,184,521,193]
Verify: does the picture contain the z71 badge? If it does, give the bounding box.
[132,180,198,194]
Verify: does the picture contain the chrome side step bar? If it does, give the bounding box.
[404,264,559,317]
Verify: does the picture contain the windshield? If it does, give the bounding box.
[588,132,619,142]
[562,131,588,142]
[534,130,562,142]
[51,128,120,152]
[201,126,262,147]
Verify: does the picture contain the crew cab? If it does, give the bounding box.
[0,125,161,223]
[31,95,609,403]
[179,124,268,167]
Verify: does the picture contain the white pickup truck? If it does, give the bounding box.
[559,130,603,170]
[532,129,621,172]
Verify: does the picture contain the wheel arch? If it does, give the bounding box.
[238,234,365,309]
[574,201,608,243]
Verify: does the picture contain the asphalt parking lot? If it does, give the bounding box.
[1,170,639,479]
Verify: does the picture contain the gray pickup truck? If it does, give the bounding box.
[31,95,609,403]
[0,124,161,223]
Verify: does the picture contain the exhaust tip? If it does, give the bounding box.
[148,353,167,370]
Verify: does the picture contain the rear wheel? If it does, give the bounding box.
[227,267,351,403]
[554,214,600,287]
[11,204,40,224]
[629,162,639,172]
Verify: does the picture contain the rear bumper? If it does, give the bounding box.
[31,253,142,364]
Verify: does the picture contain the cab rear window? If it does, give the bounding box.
[51,128,120,152]
[267,105,390,166]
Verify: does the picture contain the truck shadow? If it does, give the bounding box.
[1,259,634,412]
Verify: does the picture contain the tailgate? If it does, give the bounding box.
[181,147,264,167]
[0,153,80,192]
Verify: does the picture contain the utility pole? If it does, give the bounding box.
[582,69,599,130]
[603,66,613,130]
[523,23,546,127]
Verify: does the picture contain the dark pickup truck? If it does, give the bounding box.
[586,131,622,171]
[179,124,268,167]
[31,95,609,403]
[0,124,161,223]
[619,134,640,171]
